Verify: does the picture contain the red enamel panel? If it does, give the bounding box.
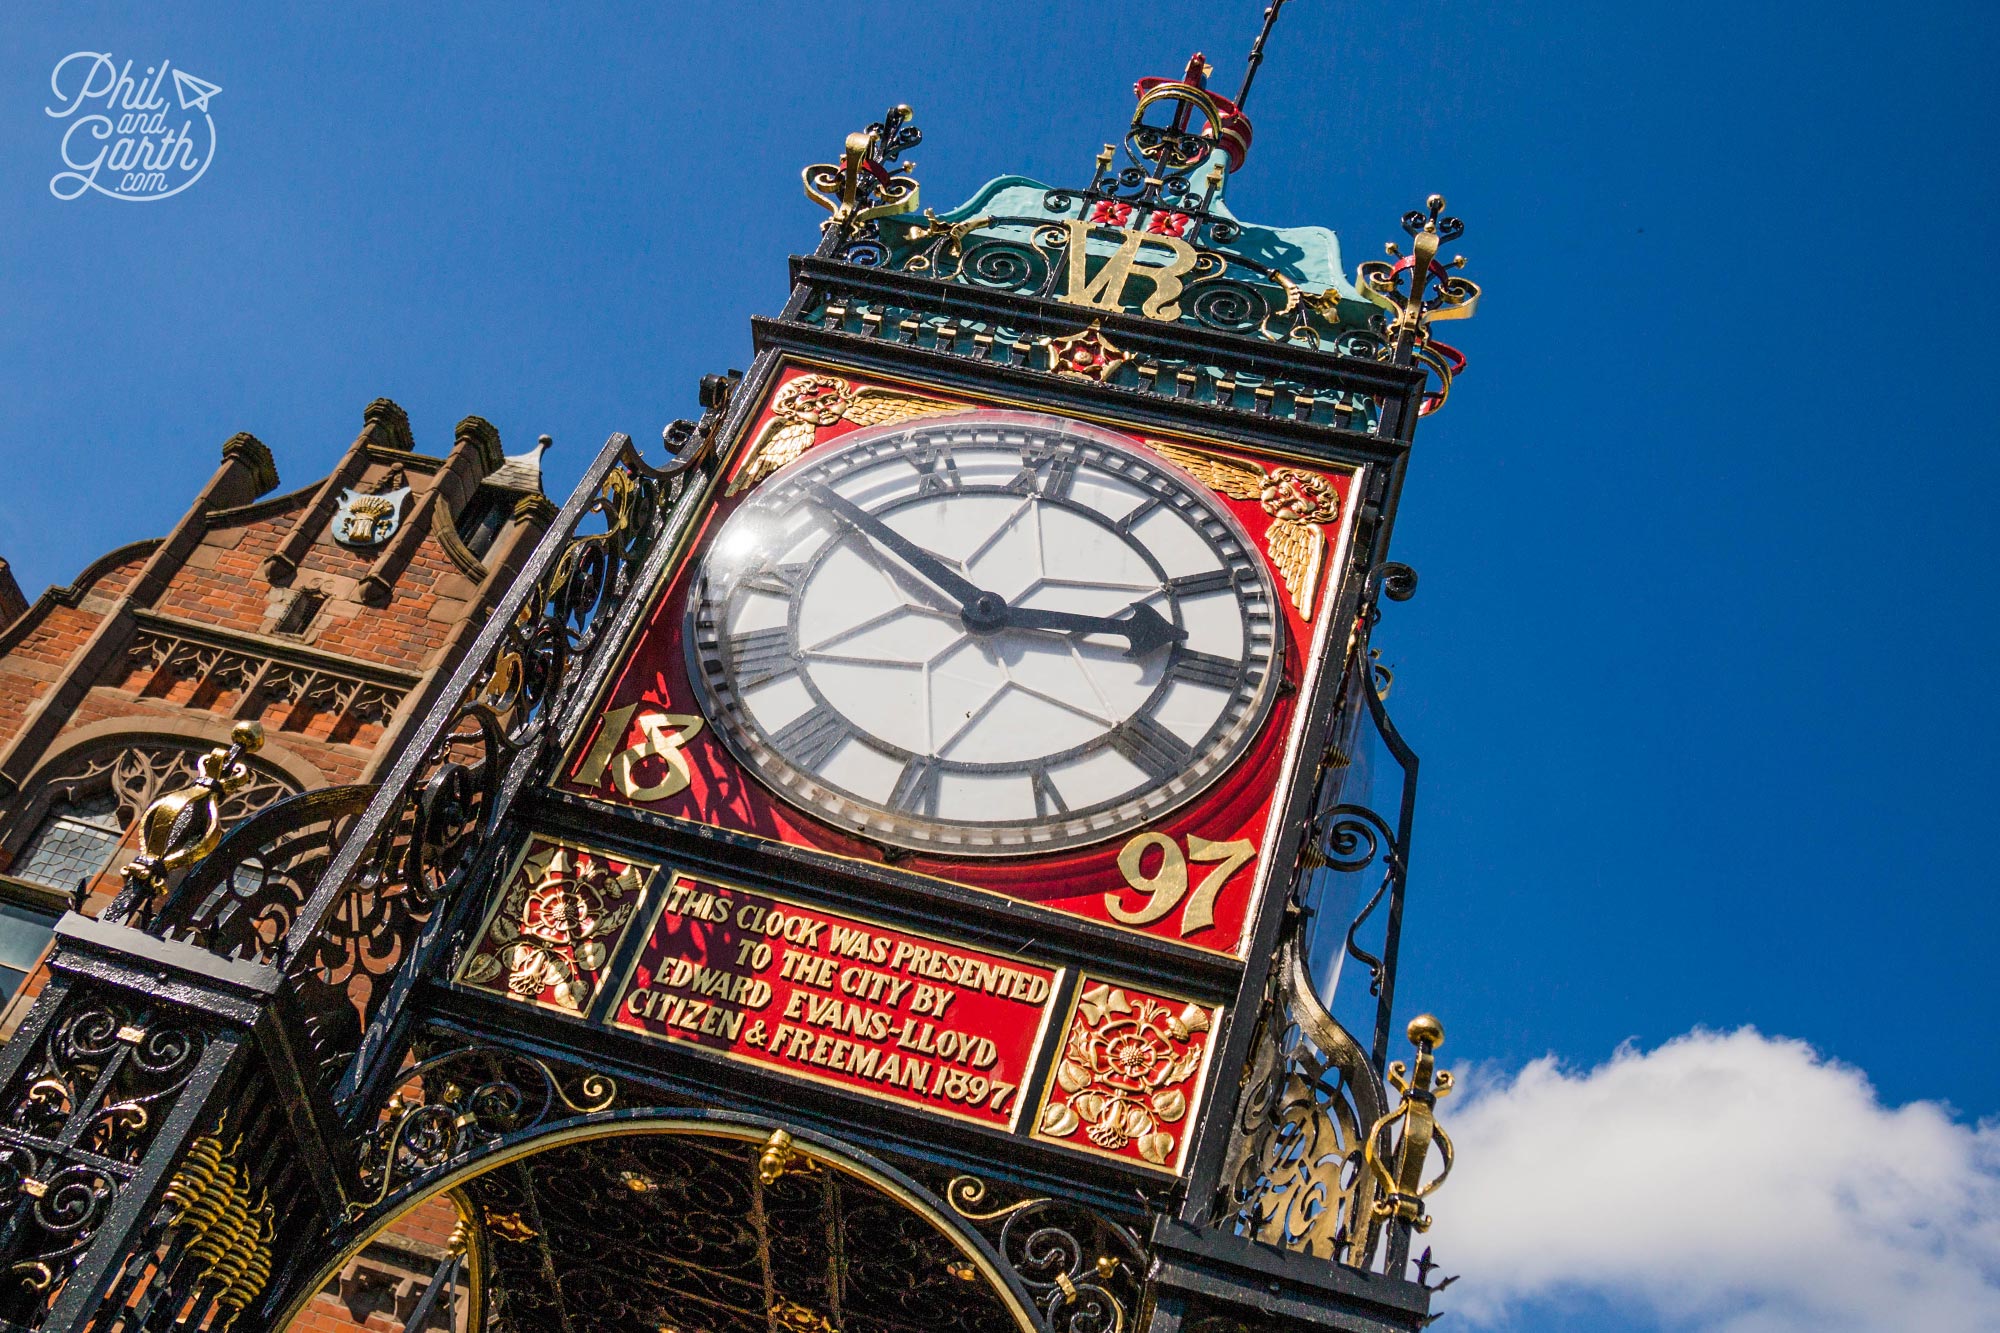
[609,873,1061,1130]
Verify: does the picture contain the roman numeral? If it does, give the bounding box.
[1040,454,1079,500]
[1108,714,1195,780]
[1030,767,1069,817]
[770,710,851,769]
[730,627,797,688]
[1005,448,1079,500]
[888,756,943,815]
[742,564,807,598]
[1167,569,1236,597]
[1167,648,1244,690]
[912,445,963,495]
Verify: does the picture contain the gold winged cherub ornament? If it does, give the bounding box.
[1150,443,1343,620]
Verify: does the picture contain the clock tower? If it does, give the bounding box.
[0,10,1478,1332]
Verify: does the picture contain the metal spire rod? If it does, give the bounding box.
[1235,0,1292,110]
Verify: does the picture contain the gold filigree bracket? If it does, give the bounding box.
[1356,195,1481,410]
[1362,1014,1455,1232]
[803,104,923,233]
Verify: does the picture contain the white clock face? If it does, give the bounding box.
[688,409,1282,855]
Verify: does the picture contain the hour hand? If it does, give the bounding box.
[804,483,987,609]
[1007,601,1186,658]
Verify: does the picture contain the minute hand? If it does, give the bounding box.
[1007,602,1186,658]
[805,483,988,609]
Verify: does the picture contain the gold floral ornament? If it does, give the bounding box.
[1151,443,1341,619]
[726,374,959,496]
[1037,982,1213,1167]
[457,840,653,1013]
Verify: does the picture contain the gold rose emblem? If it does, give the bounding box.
[458,842,650,1013]
[1038,983,1212,1167]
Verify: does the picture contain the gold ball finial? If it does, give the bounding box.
[230,721,265,753]
[1426,193,1446,214]
[1407,1014,1444,1050]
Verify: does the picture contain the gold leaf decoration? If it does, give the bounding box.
[1150,442,1344,620]
[727,374,960,495]
[1034,979,1215,1171]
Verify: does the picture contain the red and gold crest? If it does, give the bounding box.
[456,837,656,1015]
[1031,978,1218,1171]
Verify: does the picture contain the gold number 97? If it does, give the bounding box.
[1106,832,1257,937]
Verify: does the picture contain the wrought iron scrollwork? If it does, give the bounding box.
[143,784,370,964]
[1303,803,1402,1005]
[0,992,209,1322]
[1223,934,1386,1268]
[350,1043,616,1217]
[277,419,714,1101]
[945,1176,1144,1333]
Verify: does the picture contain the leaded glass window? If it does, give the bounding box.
[15,790,123,891]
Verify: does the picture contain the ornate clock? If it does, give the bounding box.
[562,366,1360,958]
[686,410,1283,855]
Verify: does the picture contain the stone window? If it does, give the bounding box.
[0,901,58,1003]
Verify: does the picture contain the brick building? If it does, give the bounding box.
[0,399,552,1029]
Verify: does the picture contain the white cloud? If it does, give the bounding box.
[1427,1028,2000,1332]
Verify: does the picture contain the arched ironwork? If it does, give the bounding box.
[279,1110,1047,1333]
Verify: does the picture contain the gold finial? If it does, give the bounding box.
[1362,1011,1456,1234]
[802,105,922,231]
[1355,195,1481,413]
[758,1128,818,1185]
[109,723,269,926]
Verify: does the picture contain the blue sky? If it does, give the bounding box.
[3,4,1997,1329]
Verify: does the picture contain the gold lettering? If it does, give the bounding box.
[1106,830,1259,936]
[1059,219,1198,321]
[574,704,705,802]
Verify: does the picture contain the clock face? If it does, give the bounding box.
[688,410,1282,855]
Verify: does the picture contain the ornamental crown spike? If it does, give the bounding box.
[1131,51,1255,176]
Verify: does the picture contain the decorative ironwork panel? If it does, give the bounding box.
[943,1175,1146,1333]
[0,985,217,1323]
[1221,936,1385,1268]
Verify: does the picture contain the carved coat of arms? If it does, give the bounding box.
[331,485,411,547]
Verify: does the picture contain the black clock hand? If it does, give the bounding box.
[805,483,989,610]
[1006,602,1186,658]
[805,484,1183,655]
